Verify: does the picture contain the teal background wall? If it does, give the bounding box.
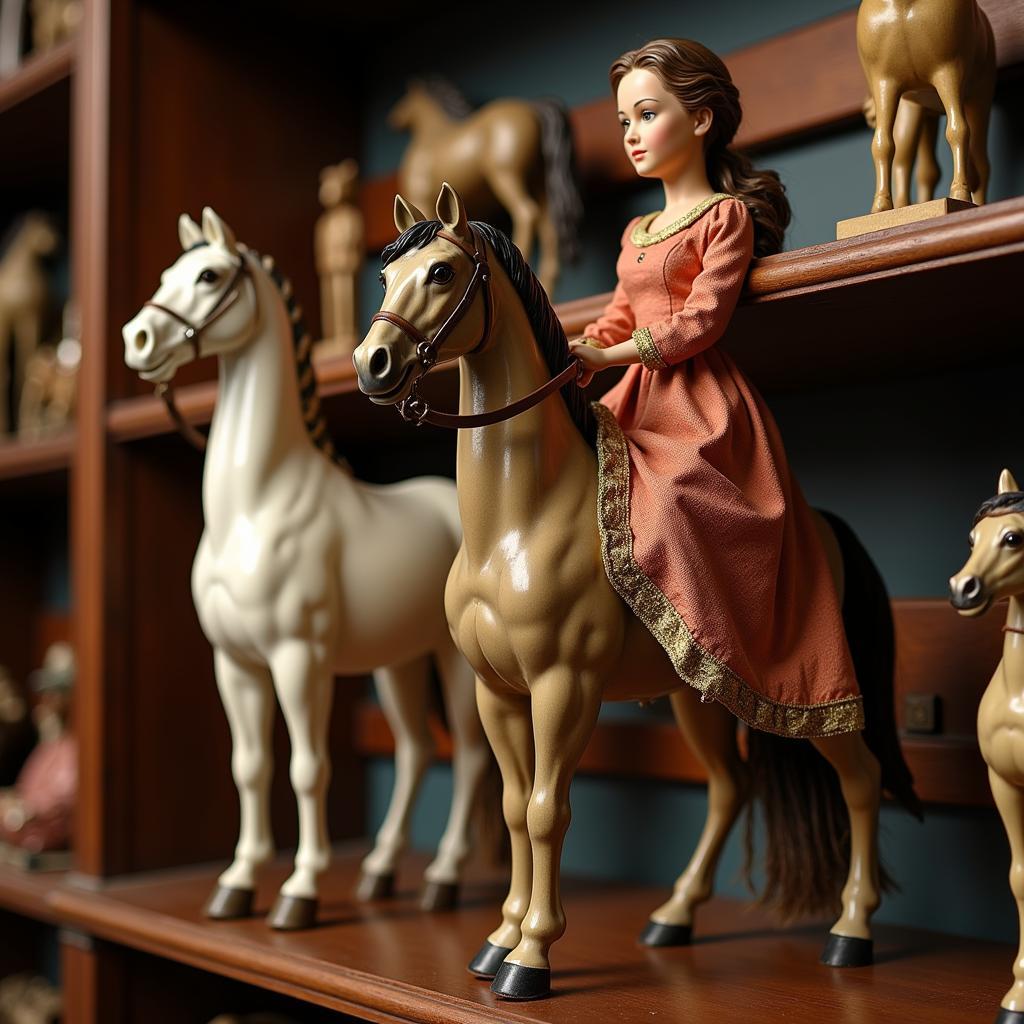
[356,1,1024,943]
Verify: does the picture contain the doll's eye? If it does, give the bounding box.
[196,268,219,285]
[430,263,454,285]
[642,110,656,121]
[619,118,630,131]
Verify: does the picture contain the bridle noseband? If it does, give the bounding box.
[369,226,580,429]
[142,255,251,450]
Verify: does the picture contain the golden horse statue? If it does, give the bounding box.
[951,469,1024,1024]
[857,0,995,212]
[354,184,919,1001]
[389,78,581,296]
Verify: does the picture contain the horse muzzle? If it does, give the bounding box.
[949,573,990,614]
[353,335,418,404]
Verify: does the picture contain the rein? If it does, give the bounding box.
[144,257,250,451]
[370,227,581,429]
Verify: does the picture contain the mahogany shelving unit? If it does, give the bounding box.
[1,0,1023,1020]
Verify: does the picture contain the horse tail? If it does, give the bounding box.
[532,99,583,265]
[745,511,921,921]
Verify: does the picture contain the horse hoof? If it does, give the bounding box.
[355,870,395,902]
[467,941,512,979]
[995,1010,1024,1024]
[267,894,318,931]
[491,961,551,1001]
[639,919,692,947]
[204,884,254,920]
[420,880,459,912]
[820,933,873,968]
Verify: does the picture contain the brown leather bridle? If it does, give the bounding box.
[370,226,581,429]
[143,256,250,451]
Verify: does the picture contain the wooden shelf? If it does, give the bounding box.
[0,431,73,482]
[0,39,74,117]
[0,861,67,925]
[47,845,1013,1023]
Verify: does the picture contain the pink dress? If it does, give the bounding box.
[584,193,863,737]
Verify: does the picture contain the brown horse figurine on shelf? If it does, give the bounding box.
[951,469,1024,1024]
[353,184,919,1001]
[857,0,995,212]
[388,78,581,295]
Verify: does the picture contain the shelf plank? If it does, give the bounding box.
[0,861,67,925]
[48,846,1013,1024]
[0,39,74,117]
[0,430,74,481]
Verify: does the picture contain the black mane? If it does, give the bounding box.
[381,220,596,449]
[975,491,1024,525]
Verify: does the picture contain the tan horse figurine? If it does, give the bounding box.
[354,184,919,1001]
[863,94,941,208]
[389,79,581,296]
[0,213,59,434]
[857,0,995,213]
[951,469,1024,1024]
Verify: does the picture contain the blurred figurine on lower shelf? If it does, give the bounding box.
[0,643,76,870]
[0,973,62,1024]
[30,0,81,53]
[18,303,80,441]
[122,208,495,931]
[314,158,363,359]
[0,666,37,787]
[951,469,1024,1024]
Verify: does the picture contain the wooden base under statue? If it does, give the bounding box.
[836,197,975,240]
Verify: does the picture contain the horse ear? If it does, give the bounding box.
[394,194,427,234]
[999,469,1020,494]
[178,214,203,250]
[436,182,469,240]
[201,206,238,255]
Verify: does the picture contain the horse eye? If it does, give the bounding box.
[1004,532,1023,548]
[430,263,454,285]
[197,268,219,284]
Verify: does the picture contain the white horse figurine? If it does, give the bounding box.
[122,208,491,928]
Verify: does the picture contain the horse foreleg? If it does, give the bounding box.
[891,99,923,209]
[205,649,275,920]
[468,678,534,981]
[932,66,972,203]
[869,78,900,213]
[966,97,991,206]
[358,655,433,899]
[813,730,882,967]
[989,767,1024,1013]
[491,669,602,1001]
[423,636,491,907]
[267,638,334,930]
[641,687,747,946]
[916,112,941,204]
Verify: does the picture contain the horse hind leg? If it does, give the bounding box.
[205,649,276,921]
[468,678,534,981]
[868,78,902,213]
[813,730,882,968]
[988,767,1024,1015]
[966,97,991,205]
[487,169,543,289]
[915,112,941,204]
[932,65,973,203]
[640,687,747,946]
[891,99,924,209]
[534,200,560,297]
[357,654,434,901]
[421,635,492,910]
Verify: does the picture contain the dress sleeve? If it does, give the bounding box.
[632,200,754,370]
[580,218,639,348]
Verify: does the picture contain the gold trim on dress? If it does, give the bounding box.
[630,193,733,247]
[591,401,865,739]
[632,327,666,371]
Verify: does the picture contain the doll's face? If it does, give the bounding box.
[616,68,711,181]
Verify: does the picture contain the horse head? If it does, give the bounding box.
[122,207,260,384]
[951,469,1024,615]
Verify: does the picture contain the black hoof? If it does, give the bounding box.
[491,961,551,1001]
[420,880,459,912]
[467,941,512,979]
[995,1010,1024,1024]
[639,919,692,947]
[355,870,395,902]
[267,894,318,931]
[820,933,873,968]
[204,884,254,920]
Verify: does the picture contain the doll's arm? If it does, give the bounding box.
[633,203,753,370]
[579,278,635,349]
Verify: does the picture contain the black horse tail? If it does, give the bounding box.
[532,98,583,265]
[745,511,921,921]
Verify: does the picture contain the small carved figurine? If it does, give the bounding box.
[0,213,59,435]
[29,0,80,53]
[314,158,364,358]
[18,305,79,439]
[857,0,995,212]
[950,469,1024,1024]
[390,77,582,295]
[0,973,62,1024]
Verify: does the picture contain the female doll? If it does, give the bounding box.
[569,39,917,956]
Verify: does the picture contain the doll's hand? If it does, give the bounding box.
[568,339,606,388]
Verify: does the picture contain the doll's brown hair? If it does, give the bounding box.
[610,38,791,257]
